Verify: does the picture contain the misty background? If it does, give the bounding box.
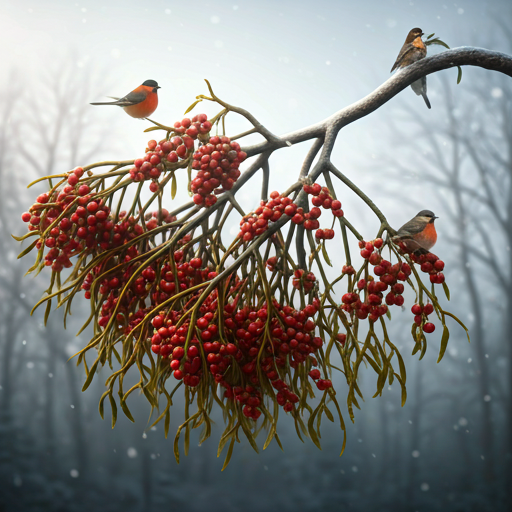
[1,0,511,511]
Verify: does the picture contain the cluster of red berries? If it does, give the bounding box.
[22,169,145,272]
[191,135,247,207]
[239,191,294,242]
[340,238,412,321]
[173,113,212,139]
[303,183,343,213]
[130,136,194,192]
[129,114,212,193]
[86,252,216,333]
[144,208,177,231]
[410,252,445,284]
[148,280,331,419]
[302,183,343,240]
[360,238,412,306]
[292,269,317,292]
[238,185,343,244]
[411,303,435,333]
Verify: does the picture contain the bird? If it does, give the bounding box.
[392,210,438,254]
[90,80,160,118]
[391,28,431,109]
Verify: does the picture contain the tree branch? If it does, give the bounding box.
[245,47,512,157]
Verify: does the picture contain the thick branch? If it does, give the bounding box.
[245,47,512,157]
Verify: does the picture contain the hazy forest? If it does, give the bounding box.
[1,1,512,511]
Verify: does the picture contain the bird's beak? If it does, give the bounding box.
[156,86,161,89]
[420,32,424,36]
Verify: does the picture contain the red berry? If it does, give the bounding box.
[309,369,321,380]
[411,304,422,315]
[423,322,435,334]
[423,303,434,315]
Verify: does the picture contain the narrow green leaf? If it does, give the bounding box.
[437,325,450,363]
[44,299,52,326]
[17,239,39,259]
[321,242,333,267]
[442,281,451,300]
[426,38,450,49]
[82,359,99,391]
[263,426,276,450]
[143,126,164,133]
[142,387,159,408]
[241,422,259,453]
[426,32,435,39]
[184,99,203,115]
[174,429,181,464]
[171,173,177,200]
[443,310,471,343]
[98,391,109,420]
[109,393,118,428]
[120,399,135,422]
[393,373,408,406]
[274,432,284,451]
[457,66,463,84]
[164,409,170,437]
[221,437,235,471]
[323,406,334,423]
[12,232,39,242]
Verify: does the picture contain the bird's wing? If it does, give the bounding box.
[111,90,147,106]
[395,219,425,237]
[390,44,415,72]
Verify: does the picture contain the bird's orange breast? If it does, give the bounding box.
[123,89,158,118]
[414,222,437,250]
[412,36,426,50]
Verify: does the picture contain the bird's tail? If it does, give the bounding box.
[422,93,432,109]
[90,96,121,106]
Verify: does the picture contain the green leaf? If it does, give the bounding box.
[426,32,435,39]
[425,37,451,49]
[82,359,99,391]
[442,281,450,301]
[323,405,334,423]
[17,239,39,259]
[142,387,158,408]
[457,66,463,84]
[171,173,177,200]
[109,393,118,428]
[120,398,135,422]
[98,391,109,420]
[263,425,276,450]
[437,325,450,363]
[184,99,203,115]
[321,242,333,267]
[221,437,235,471]
[443,310,471,343]
[393,373,408,406]
[241,422,259,453]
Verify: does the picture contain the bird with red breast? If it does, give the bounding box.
[391,28,431,109]
[90,80,160,118]
[392,210,438,255]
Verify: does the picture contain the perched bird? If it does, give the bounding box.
[90,80,160,118]
[391,28,431,109]
[392,210,438,254]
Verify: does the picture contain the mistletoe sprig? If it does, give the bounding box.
[15,72,474,467]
